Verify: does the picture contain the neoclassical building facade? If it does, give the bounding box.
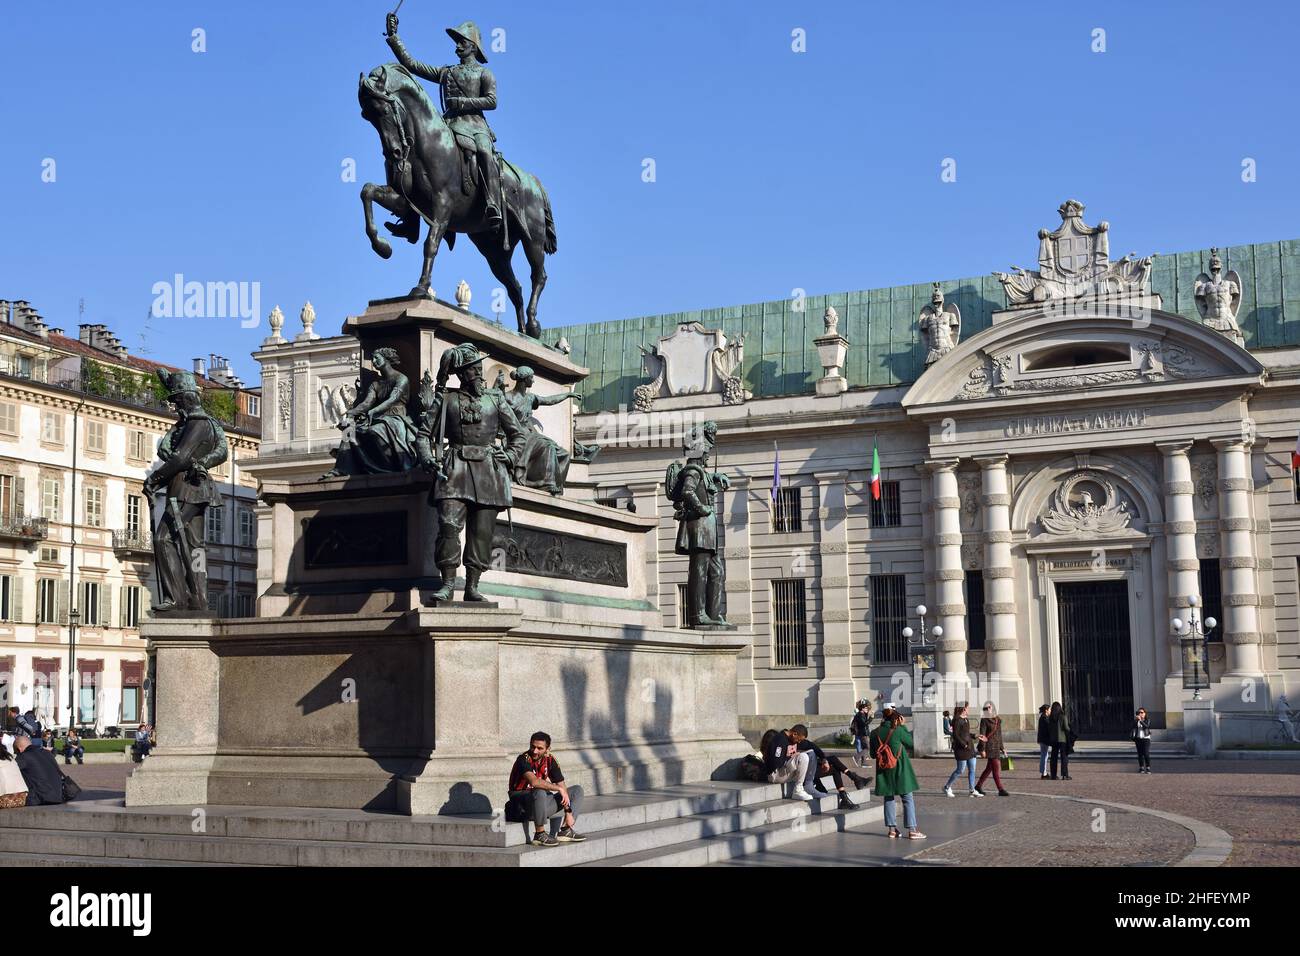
[559,203,1300,741]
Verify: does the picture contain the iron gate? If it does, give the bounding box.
[1055,580,1134,737]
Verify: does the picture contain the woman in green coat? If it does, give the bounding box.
[870,710,926,840]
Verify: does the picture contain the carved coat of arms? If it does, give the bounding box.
[634,323,750,411]
[1039,470,1133,536]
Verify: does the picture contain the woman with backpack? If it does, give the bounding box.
[850,699,873,767]
[973,701,1010,796]
[870,709,925,840]
[1047,701,1072,780]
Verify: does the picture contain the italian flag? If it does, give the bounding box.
[1293,431,1300,471]
[870,439,881,501]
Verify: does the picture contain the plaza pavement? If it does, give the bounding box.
[47,754,1300,867]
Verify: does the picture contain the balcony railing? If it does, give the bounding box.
[112,528,153,556]
[0,514,50,542]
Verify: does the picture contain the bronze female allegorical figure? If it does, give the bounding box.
[324,346,420,477]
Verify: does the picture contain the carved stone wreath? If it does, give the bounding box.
[1039,470,1132,536]
[1193,457,1217,511]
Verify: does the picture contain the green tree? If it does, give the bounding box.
[201,388,237,424]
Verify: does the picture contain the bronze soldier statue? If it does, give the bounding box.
[421,342,527,602]
[667,421,731,628]
[143,370,228,613]
[385,13,504,237]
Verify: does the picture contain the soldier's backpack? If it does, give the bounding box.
[664,460,686,503]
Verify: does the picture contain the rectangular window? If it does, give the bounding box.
[123,585,142,628]
[0,575,11,621]
[128,430,148,461]
[0,402,16,435]
[81,581,100,624]
[121,686,140,723]
[770,579,808,668]
[771,487,802,533]
[676,582,688,628]
[1198,559,1223,644]
[239,508,256,548]
[39,546,59,563]
[41,411,64,445]
[870,573,909,664]
[869,481,903,528]
[84,419,105,453]
[965,570,986,651]
[236,593,255,618]
[16,355,32,378]
[126,495,143,536]
[84,487,103,528]
[0,475,12,524]
[246,396,260,417]
[78,669,98,724]
[42,478,61,522]
[37,579,58,624]
[206,506,224,543]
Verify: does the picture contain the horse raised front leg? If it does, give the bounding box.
[361,183,412,260]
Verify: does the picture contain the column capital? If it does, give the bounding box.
[973,454,1009,469]
[726,475,752,490]
[1155,440,1193,457]
[922,458,961,474]
[812,470,849,485]
[1211,437,1251,452]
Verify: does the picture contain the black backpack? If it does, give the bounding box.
[738,754,766,782]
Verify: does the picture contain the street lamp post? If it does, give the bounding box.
[902,604,942,708]
[66,607,81,733]
[1172,595,1216,702]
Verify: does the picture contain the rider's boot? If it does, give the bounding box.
[384,215,421,243]
[481,150,504,231]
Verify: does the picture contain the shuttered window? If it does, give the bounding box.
[771,579,807,668]
[870,574,908,664]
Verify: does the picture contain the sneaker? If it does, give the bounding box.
[944,786,955,798]
[531,832,559,847]
[972,787,986,797]
[1040,774,1050,780]
[791,787,815,801]
[997,789,1010,796]
[556,826,586,843]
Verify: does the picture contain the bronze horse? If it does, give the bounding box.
[358,63,555,339]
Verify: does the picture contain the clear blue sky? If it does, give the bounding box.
[3,0,1299,382]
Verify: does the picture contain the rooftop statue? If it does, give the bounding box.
[358,12,556,339]
[993,200,1154,307]
[1194,248,1245,347]
[920,283,961,366]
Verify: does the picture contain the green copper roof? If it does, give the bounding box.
[554,239,1300,413]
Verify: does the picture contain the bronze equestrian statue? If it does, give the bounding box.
[360,13,556,339]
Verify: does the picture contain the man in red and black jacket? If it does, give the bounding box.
[505,731,586,848]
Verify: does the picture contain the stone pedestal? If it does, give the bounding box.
[910,704,947,757]
[1183,698,1219,756]
[813,333,850,397]
[127,610,749,814]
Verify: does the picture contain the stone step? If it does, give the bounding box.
[585,801,884,866]
[0,850,262,867]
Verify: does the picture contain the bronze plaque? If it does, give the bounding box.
[303,511,408,569]
[491,523,627,588]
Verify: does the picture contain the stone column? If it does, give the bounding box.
[814,471,855,713]
[626,479,663,611]
[976,455,1022,717]
[1158,442,1200,679]
[1249,439,1278,668]
[1213,438,1263,676]
[927,460,967,685]
[291,358,311,445]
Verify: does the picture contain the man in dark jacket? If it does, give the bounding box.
[850,700,873,767]
[788,726,868,810]
[12,735,64,805]
[761,727,813,801]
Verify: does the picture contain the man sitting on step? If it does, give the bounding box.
[760,726,814,801]
[505,731,587,848]
[788,725,869,811]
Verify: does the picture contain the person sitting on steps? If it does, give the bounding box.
[788,725,869,810]
[504,731,586,848]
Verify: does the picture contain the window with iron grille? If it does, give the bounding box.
[770,579,807,668]
[870,574,908,664]
[1198,559,1223,644]
[869,481,902,527]
[771,487,802,533]
[676,583,688,628]
[964,570,986,651]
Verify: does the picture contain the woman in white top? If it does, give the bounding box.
[0,738,29,808]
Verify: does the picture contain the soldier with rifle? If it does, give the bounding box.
[144,370,228,613]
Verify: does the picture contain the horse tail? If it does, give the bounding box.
[541,185,557,255]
